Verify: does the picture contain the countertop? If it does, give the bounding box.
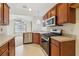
[23,31,50,34]
[0,34,15,47]
[51,36,75,42]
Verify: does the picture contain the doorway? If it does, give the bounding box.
[14,19,26,47]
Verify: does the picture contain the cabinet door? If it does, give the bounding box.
[1,49,8,56]
[0,43,8,56]
[43,15,48,20]
[8,38,15,56]
[51,44,59,56]
[32,33,41,44]
[57,3,68,25]
[0,4,4,25]
[67,4,76,24]
[47,11,51,18]
[3,3,9,25]
[50,7,56,17]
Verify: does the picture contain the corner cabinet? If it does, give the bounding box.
[0,3,9,25]
[57,3,76,25]
[50,39,75,56]
[32,33,41,44]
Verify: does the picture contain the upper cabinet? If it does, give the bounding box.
[50,7,57,17]
[43,3,76,25]
[4,3,9,25]
[0,3,9,25]
[57,3,76,25]
[43,6,56,20]
[70,3,79,8]
[47,11,51,18]
[57,3,68,25]
[43,13,48,20]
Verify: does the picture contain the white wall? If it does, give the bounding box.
[0,15,14,35]
[32,16,43,32]
[8,14,34,33]
[6,15,15,35]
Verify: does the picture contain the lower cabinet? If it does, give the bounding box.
[8,38,15,56]
[50,39,75,56]
[0,43,8,56]
[1,49,8,56]
[32,33,41,44]
[51,44,59,56]
[0,37,15,56]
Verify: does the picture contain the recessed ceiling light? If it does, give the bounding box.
[29,8,32,11]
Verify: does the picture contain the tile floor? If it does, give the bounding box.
[15,44,48,56]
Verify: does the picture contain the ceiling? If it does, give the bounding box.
[8,3,57,17]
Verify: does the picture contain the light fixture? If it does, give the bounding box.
[29,8,32,11]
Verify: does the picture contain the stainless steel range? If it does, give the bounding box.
[40,29,62,55]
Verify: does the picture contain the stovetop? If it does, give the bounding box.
[41,32,62,37]
[41,32,62,41]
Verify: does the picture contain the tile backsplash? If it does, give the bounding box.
[0,26,7,34]
[47,23,75,34]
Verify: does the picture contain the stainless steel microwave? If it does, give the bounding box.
[46,16,56,26]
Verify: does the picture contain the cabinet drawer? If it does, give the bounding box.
[51,43,59,56]
[0,43,8,55]
[51,39,60,47]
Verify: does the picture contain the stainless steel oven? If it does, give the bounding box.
[41,34,50,55]
[40,30,62,55]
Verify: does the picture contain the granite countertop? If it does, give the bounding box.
[23,31,50,34]
[51,36,75,42]
[0,34,15,47]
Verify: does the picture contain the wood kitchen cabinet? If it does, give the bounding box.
[0,37,15,56]
[47,11,51,18]
[57,3,68,25]
[70,3,79,8]
[0,43,8,56]
[1,49,8,56]
[43,6,56,20]
[50,7,57,17]
[0,3,9,25]
[8,38,15,56]
[57,3,76,25]
[43,13,48,20]
[50,39,75,56]
[43,3,76,25]
[51,43,59,56]
[32,33,41,44]
[3,3,9,25]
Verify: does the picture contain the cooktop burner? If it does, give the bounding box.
[42,32,61,37]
